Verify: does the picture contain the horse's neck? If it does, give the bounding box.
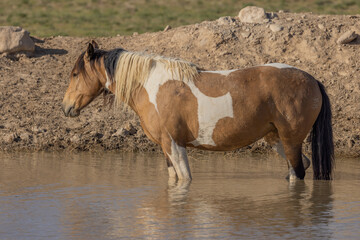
[123,63,169,115]
[94,58,108,88]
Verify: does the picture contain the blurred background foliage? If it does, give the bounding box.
[0,0,359,37]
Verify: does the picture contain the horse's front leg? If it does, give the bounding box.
[161,134,192,181]
[165,155,177,179]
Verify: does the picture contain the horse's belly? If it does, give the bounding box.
[187,115,274,151]
[187,90,234,147]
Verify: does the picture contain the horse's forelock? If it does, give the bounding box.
[72,52,86,75]
[73,49,107,77]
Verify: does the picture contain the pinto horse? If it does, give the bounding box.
[62,41,334,181]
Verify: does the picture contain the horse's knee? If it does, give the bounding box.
[162,138,192,180]
[282,143,306,180]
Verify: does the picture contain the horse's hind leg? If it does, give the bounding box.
[276,141,305,180]
[265,131,309,180]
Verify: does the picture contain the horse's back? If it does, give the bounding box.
[199,64,321,120]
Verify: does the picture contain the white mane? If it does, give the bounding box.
[113,51,199,104]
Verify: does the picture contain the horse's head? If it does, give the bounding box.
[62,41,106,117]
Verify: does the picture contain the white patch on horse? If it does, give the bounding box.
[144,63,173,111]
[275,141,297,180]
[288,161,297,182]
[144,62,234,147]
[105,71,111,89]
[263,63,295,69]
[201,69,238,76]
[187,81,233,146]
[167,136,191,180]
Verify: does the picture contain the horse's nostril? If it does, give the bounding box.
[62,103,73,117]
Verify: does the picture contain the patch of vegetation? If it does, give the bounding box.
[0,0,359,37]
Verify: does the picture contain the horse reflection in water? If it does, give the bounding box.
[62,41,334,181]
[118,178,334,239]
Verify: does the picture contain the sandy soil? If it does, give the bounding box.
[0,12,359,157]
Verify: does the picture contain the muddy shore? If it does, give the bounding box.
[0,12,359,157]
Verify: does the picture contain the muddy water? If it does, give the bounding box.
[0,152,359,239]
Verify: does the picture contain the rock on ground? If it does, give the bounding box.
[337,30,358,44]
[0,26,35,54]
[269,24,283,32]
[238,6,268,23]
[163,25,172,32]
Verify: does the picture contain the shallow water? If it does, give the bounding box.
[0,152,359,240]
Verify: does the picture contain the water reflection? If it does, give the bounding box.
[151,177,335,239]
[167,179,191,205]
[0,152,359,239]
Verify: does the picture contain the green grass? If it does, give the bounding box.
[0,0,359,37]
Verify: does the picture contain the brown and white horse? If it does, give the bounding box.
[62,42,334,181]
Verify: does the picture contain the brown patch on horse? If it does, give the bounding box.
[156,80,199,145]
[131,87,163,145]
[264,130,280,145]
[194,72,234,97]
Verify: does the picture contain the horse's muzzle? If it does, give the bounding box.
[62,103,80,117]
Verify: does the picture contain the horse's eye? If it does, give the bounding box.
[72,72,78,77]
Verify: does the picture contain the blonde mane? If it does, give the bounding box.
[114,51,199,104]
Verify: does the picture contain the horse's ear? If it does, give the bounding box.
[91,40,99,49]
[84,42,94,61]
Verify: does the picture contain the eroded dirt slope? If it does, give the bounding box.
[0,12,359,157]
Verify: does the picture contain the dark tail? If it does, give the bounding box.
[311,81,334,180]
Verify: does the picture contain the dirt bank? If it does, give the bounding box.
[0,12,359,157]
